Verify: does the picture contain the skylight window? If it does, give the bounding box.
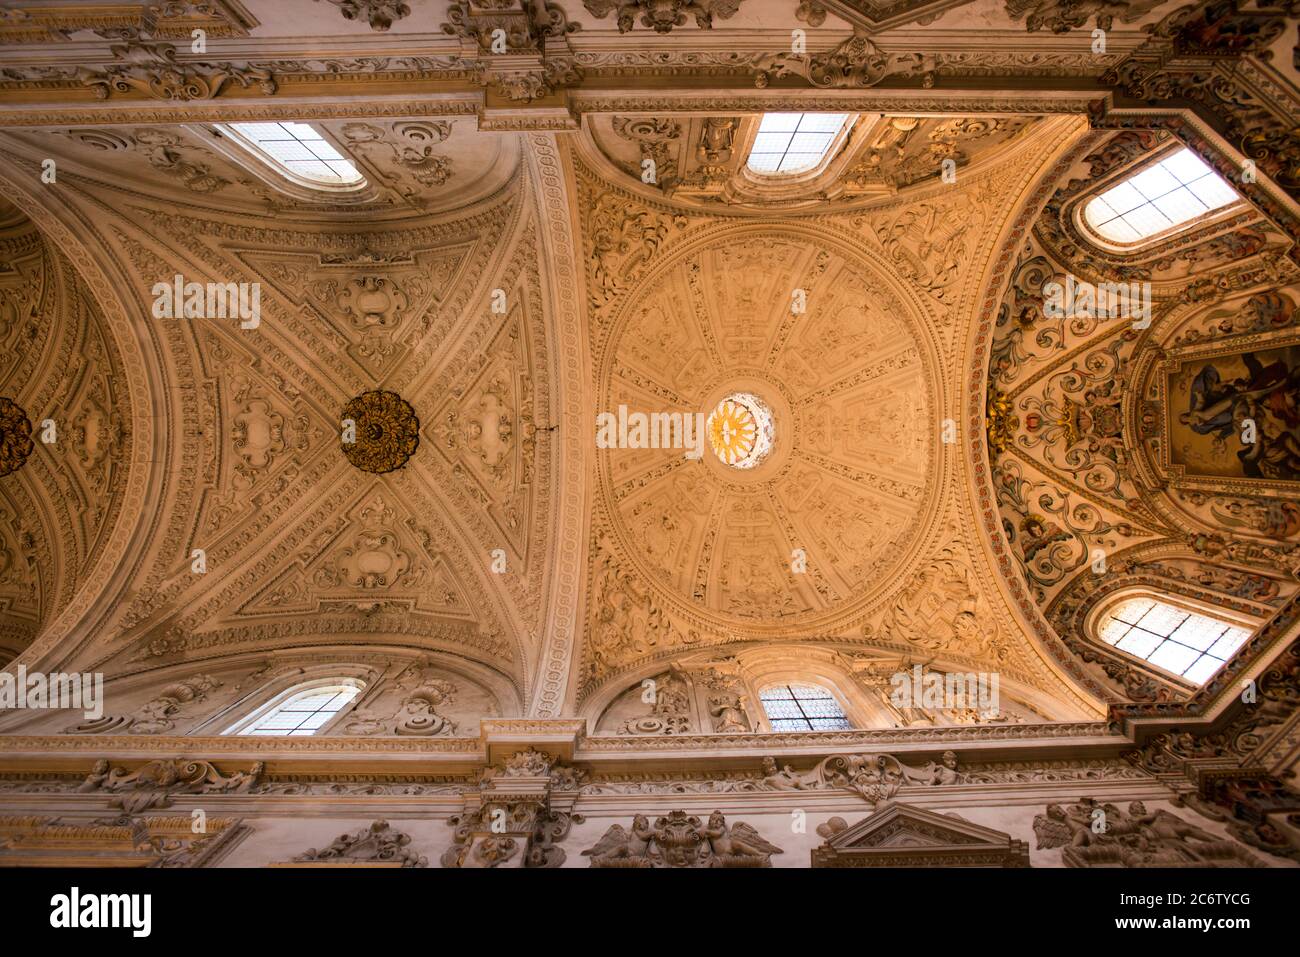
[1096,596,1251,685]
[230,683,362,736]
[223,122,364,188]
[1083,147,1241,244]
[760,683,852,731]
[746,113,851,176]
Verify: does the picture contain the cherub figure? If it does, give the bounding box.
[701,811,783,864]
[582,814,655,864]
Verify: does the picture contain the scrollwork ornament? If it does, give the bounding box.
[315,0,412,32]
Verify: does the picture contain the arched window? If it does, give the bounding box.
[760,683,852,731]
[1096,596,1252,685]
[746,113,852,176]
[217,122,364,189]
[1082,147,1241,246]
[224,679,363,736]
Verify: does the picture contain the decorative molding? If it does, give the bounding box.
[753,31,936,89]
[0,813,250,867]
[76,40,276,101]
[72,758,264,813]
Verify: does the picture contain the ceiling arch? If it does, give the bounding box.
[973,120,1300,707]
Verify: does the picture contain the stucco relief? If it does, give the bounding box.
[0,141,567,684]
[983,124,1300,703]
[0,212,133,650]
[591,222,938,630]
[573,131,1106,707]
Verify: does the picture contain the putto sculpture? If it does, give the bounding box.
[584,809,782,867]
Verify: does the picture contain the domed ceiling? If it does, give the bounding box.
[597,226,936,630]
[572,113,1109,717]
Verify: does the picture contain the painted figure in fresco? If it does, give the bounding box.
[1180,352,1300,480]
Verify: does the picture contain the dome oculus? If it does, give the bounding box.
[708,392,774,469]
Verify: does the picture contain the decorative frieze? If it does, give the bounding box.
[753,32,936,89]
[0,814,249,867]
[75,40,276,100]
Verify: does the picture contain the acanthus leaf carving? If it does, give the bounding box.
[76,40,276,100]
[75,759,264,813]
[760,750,966,808]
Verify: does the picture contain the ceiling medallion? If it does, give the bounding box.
[0,396,34,478]
[708,391,774,469]
[340,390,419,474]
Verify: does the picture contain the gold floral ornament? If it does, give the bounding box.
[708,392,774,469]
[985,386,1018,458]
[340,391,420,474]
[0,397,34,478]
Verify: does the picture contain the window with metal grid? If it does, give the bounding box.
[759,683,852,731]
[1096,596,1251,685]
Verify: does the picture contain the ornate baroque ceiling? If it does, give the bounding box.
[0,0,1296,734]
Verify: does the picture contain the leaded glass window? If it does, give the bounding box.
[233,683,361,736]
[1096,596,1251,685]
[760,683,852,731]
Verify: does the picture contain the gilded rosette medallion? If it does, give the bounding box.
[341,390,419,474]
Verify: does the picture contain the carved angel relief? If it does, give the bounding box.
[1033,797,1263,867]
[583,810,782,867]
[867,198,979,310]
[584,189,687,324]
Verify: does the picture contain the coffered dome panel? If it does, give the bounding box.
[597,225,940,634]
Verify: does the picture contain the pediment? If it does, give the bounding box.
[811,802,1030,867]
